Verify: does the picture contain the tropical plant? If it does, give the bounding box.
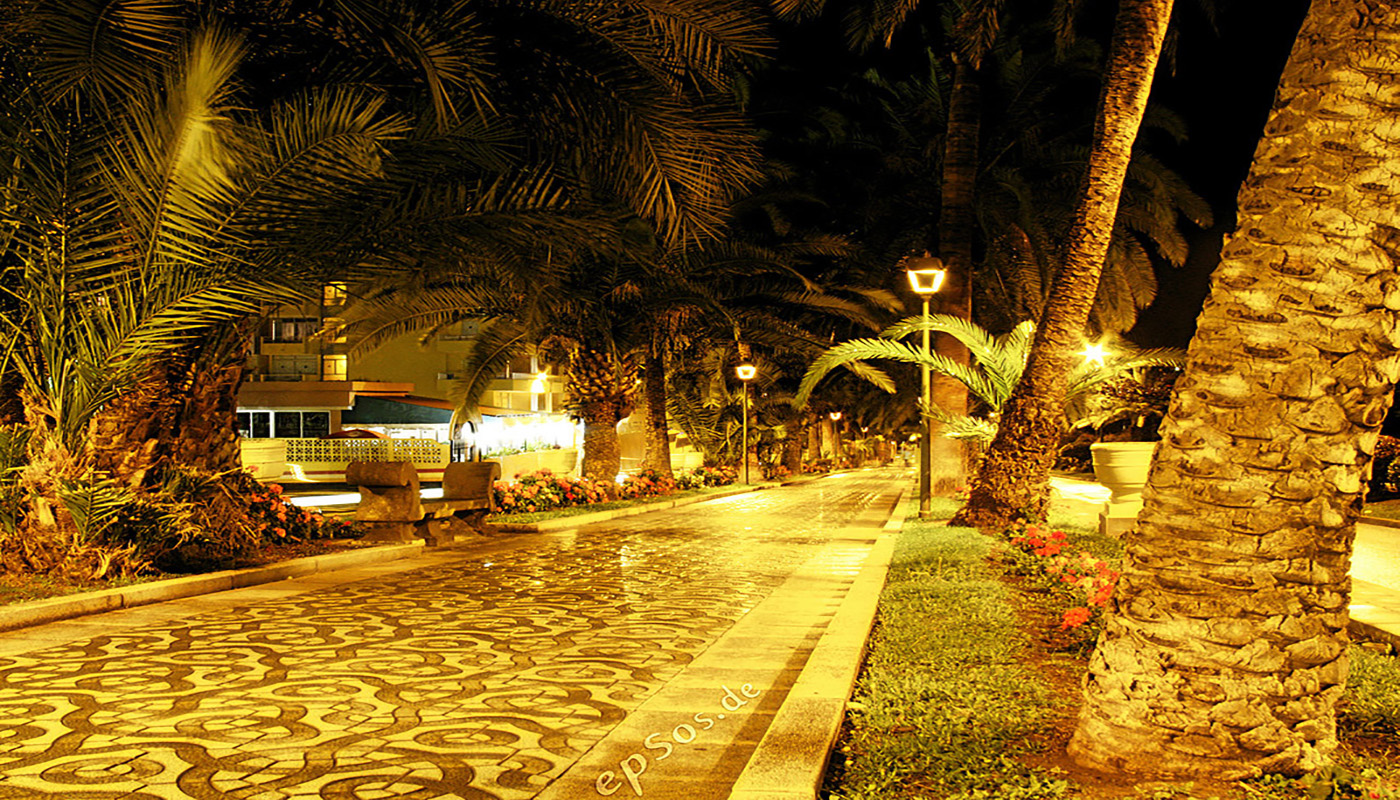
[954,0,1176,531]
[1071,0,1398,779]
[796,314,1184,444]
[0,1,441,576]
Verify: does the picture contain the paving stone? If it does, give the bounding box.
[0,471,904,799]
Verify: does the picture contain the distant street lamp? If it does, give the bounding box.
[828,410,843,462]
[907,254,947,520]
[737,362,757,484]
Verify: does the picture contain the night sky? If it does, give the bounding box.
[1129,0,1311,348]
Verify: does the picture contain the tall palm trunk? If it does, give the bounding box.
[89,369,174,489]
[173,358,247,474]
[952,0,1174,530]
[929,58,980,492]
[1071,0,1397,777]
[638,349,674,478]
[90,332,251,487]
[783,415,806,475]
[569,348,637,482]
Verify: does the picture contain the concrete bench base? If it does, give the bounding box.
[350,460,500,545]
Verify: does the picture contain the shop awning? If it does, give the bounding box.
[341,395,454,425]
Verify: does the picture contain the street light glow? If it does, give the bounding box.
[906,254,946,295]
[1080,342,1108,366]
[736,362,757,381]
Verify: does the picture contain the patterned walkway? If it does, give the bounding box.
[0,471,903,799]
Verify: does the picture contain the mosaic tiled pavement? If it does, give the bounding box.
[0,471,903,799]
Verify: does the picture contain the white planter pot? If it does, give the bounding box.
[1090,441,1157,537]
[240,438,288,483]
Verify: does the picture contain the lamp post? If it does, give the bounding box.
[828,411,842,462]
[736,362,757,484]
[907,255,947,519]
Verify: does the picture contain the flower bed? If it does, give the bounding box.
[491,469,608,514]
[994,522,1120,653]
[491,466,740,516]
[618,469,676,499]
[249,483,360,543]
[673,465,738,490]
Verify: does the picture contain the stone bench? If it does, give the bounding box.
[346,460,500,544]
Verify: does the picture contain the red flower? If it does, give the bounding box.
[1090,584,1114,607]
[1060,607,1092,629]
[269,484,284,494]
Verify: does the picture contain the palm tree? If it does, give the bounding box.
[338,227,879,482]
[952,0,1176,530]
[1070,0,1397,778]
[0,20,406,480]
[795,314,1183,443]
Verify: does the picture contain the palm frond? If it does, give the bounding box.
[57,474,136,541]
[30,0,185,100]
[928,410,998,444]
[448,318,531,421]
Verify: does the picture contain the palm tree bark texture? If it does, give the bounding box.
[638,350,674,479]
[568,348,638,484]
[952,0,1174,530]
[929,58,981,492]
[1071,0,1400,778]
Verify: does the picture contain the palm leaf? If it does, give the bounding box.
[448,318,532,422]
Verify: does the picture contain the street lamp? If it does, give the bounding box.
[737,362,757,484]
[1079,342,1108,367]
[828,410,843,463]
[907,254,947,520]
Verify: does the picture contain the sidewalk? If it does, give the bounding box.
[0,470,906,800]
[1049,475,1400,651]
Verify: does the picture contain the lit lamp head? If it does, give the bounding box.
[1079,343,1108,367]
[829,411,842,421]
[530,372,548,394]
[736,363,757,382]
[905,255,946,295]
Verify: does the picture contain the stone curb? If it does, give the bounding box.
[1351,618,1400,651]
[0,541,425,633]
[727,491,909,800]
[1360,515,1400,530]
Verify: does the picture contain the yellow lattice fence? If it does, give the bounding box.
[280,439,451,481]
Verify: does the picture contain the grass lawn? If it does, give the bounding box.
[824,516,1400,799]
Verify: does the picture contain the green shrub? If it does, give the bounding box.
[1342,646,1400,737]
[0,425,31,534]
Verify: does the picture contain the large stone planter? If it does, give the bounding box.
[239,439,287,483]
[1090,441,1158,538]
